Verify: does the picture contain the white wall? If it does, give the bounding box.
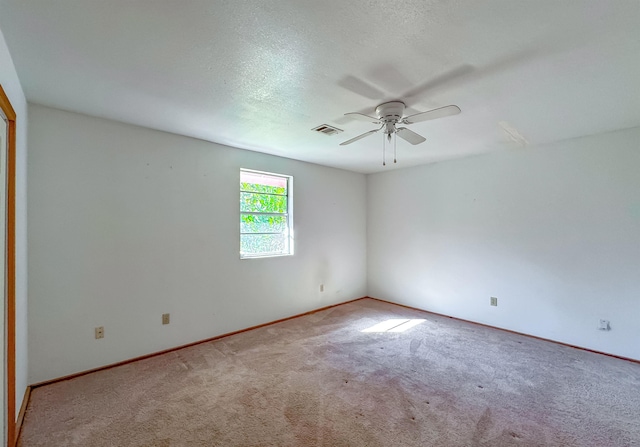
[28,105,367,383]
[0,27,29,423]
[24,101,640,383]
[368,127,640,361]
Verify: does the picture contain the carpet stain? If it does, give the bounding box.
[472,408,494,446]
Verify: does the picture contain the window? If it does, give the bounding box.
[240,169,293,258]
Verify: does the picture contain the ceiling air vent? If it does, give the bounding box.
[311,124,343,136]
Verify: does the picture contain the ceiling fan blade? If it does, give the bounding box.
[344,112,381,124]
[403,105,461,124]
[337,75,386,100]
[396,127,426,145]
[402,65,474,101]
[340,128,380,146]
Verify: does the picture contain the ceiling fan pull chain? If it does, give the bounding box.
[382,131,386,166]
[394,132,397,163]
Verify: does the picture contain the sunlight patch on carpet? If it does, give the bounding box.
[362,319,426,333]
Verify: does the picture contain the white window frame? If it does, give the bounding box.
[240,168,294,259]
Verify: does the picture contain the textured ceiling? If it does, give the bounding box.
[1,1,639,173]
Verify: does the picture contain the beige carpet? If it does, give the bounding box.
[18,298,640,446]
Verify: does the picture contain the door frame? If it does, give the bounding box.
[0,84,16,447]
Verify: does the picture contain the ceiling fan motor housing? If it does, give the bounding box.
[375,101,405,123]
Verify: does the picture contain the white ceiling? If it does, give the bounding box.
[1,1,639,173]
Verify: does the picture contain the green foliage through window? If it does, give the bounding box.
[240,191,287,213]
[241,182,286,195]
[240,214,287,233]
[240,170,293,258]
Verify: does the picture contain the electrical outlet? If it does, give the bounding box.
[95,326,104,339]
[320,284,324,292]
[162,313,170,325]
[490,297,498,306]
[599,319,611,331]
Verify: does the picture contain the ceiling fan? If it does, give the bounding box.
[340,101,461,165]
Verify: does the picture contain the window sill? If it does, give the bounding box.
[240,253,294,260]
